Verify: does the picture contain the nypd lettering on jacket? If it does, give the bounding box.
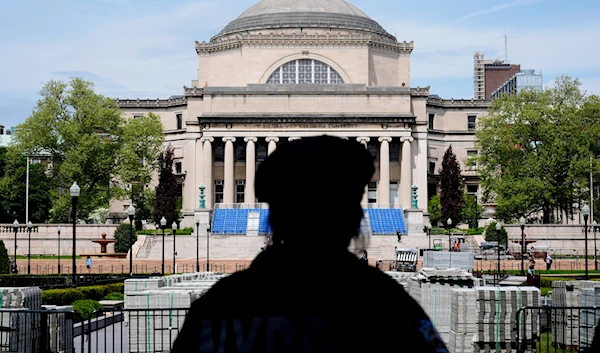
[197,316,335,353]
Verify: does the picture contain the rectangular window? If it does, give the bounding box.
[235,143,246,162]
[236,180,245,203]
[428,114,435,130]
[133,114,141,119]
[467,150,477,170]
[256,143,268,162]
[390,142,400,162]
[175,162,182,174]
[429,162,436,174]
[215,180,224,204]
[468,115,477,132]
[390,182,398,205]
[214,143,224,162]
[367,142,378,162]
[467,184,478,194]
[368,182,377,204]
[176,114,183,130]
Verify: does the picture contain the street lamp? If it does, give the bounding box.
[160,217,167,275]
[593,221,598,271]
[57,226,61,274]
[496,221,502,285]
[127,205,135,277]
[172,222,177,274]
[195,214,201,273]
[70,182,80,287]
[27,221,32,275]
[12,220,19,274]
[583,205,590,280]
[207,224,210,272]
[447,218,452,268]
[427,223,432,250]
[519,217,526,275]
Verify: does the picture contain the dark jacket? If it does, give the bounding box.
[171,246,448,353]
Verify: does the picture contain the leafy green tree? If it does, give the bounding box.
[472,76,600,223]
[462,194,484,229]
[133,185,155,230]
[485,221,508,245]
[439,145,465,227]
[153,147,178,226]
[11,78,164,222]
[0,240,10,274]
[113,223,137,253]
[0,147,53,223]
[428,195,442,226]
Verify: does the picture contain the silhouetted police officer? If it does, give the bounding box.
[171,135,448,353]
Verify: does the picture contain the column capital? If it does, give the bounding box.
[222,136,236,143]
[378,136,392,143]
[265,137,279,143]
[244,137,258,143]
[400,136,414,143]
[288,137,301,141]
[201,137,214,143]
[356,137,370,143]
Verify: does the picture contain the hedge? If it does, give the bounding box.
[136,227,194,236]
[43,283,124,306]
[72,299,103,323]
[102,292,125,301]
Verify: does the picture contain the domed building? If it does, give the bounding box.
[115,0,489,259]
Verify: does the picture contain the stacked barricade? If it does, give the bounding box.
[551,280,582,348]
[578,282,600,348]
[0,287,43,353]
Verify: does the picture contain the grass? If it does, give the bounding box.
[537,332,576,353]
[14,255,81,260]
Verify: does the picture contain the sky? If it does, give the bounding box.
[1,0,599,127]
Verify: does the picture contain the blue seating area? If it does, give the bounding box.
[365,208,406,235]
[212,207,405,235]
[212,208,272,235]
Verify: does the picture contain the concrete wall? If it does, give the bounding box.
[504,224,599,255]
[0,224,118,256]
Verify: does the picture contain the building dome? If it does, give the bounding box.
[215,0,393,40]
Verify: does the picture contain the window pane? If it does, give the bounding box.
[214,144,224,162]
[267,59,343,85]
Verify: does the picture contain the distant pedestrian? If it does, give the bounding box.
[545,254,553,271]
[528,258,535,275]
[10,260,17,274]
[86,256,92,274]
[397,229,402,242]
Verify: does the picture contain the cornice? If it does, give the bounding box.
[117,97,187,109]
[427,97,491,108]
[195,34,413,54]
[184,85,419,97]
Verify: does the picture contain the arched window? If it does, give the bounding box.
[266,59,344,84]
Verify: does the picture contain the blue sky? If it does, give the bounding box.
[1,0,599,127]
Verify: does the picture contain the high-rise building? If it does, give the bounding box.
[491,69,543,99]
[473,52,521,100]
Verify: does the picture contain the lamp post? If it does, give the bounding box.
[583,205,590,280]
[57,226,61,274]
[172,222,177,274]
[27,221,32,275]
[496,221,502,285]
[519,217,526,275]
[160,217,166,275]
[12,220,19,273]
[207,225,210,272]
[593,221,598,271]
[195,214,201,273]
[199,184,206,209]
[447,218,452,268]
[427,223,432,250]
[127,205,135,277]
[70,182,80,287]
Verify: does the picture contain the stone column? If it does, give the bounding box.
[266,137,279,156]
[288,137,301,141]
[357,137,370,205]
[195,138,203,209]
[378,137,392,205]
[401,136,414,209]
[416,133,428,210]
[244,137,257,204]
[223,137,236,204]
[202,137,214,208]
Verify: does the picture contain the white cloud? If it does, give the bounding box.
[457,0,543,21]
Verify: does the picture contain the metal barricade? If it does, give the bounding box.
[78,308,190,353]
[0,309,74,353]
[516,306,600,353]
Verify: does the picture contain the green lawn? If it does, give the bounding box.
[537,332,576,353]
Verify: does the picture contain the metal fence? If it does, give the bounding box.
[0,309,74,353]
[516,306,600,353]
[78,308,189,353]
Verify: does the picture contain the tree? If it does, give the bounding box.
[133,186,155,230]
[472,76,600,223]
[113,223,138,253]
[428,195,442,226]
[11,78,164,222]
[439,145,465,227]
[485,221,508,245]
[153,146,178,226]
[0,147,54,223]
[0,240,10,274]
[462,194,484,229]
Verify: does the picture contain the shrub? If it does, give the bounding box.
[114,223,138,253]
[102,292,124,301]
[42,283,124,306]
[466,227,485,236]
[0,241,9,274]
[72,299,103,322]
[484,221,508,243]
